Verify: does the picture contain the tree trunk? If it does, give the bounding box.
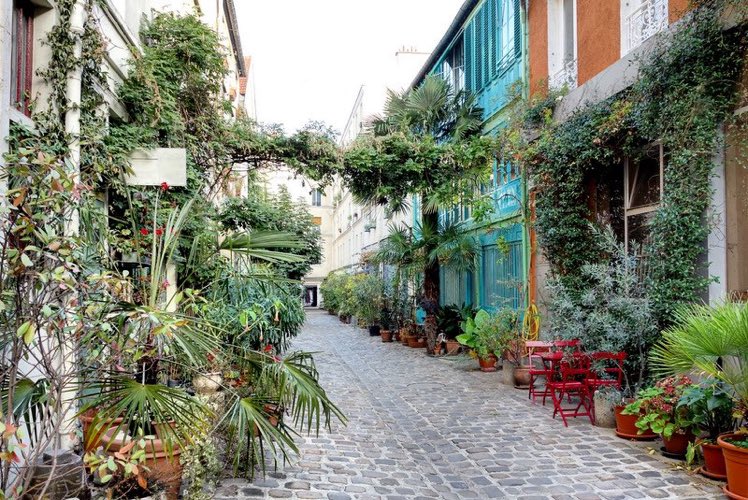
[421,211,440,355]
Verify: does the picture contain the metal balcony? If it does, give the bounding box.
[625,0,668,54]
[549,58,578,91]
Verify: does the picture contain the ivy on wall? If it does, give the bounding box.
[509,0,747,325]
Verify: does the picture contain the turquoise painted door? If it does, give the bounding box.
[480,239,523,310]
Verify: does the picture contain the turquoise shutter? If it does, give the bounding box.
[514,0,522,57]
[465,23,474,91]
[490,0,498,78]
[475,8,483,90]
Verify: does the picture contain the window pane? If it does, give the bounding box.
[628,146,661,209]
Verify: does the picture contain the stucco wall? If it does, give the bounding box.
[576,0,620,86]
[528,0,548,96]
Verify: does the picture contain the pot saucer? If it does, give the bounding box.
[696,465,726,481]
[723,485,748,500]
[615,429,658,441]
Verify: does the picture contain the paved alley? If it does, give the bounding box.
[215,310,722,500]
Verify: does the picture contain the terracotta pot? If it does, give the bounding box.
[407,337,427,348]
[400,333,410,346]
[380,330,393,342]
[101,428,182,500]
[79,410,125,452]
[478,354,498,372]
[719,433,748,498]
[445,340,461,355]
[702,441,727,479]
[513,365,531,388]
[662,430,696,456]
[614,405,657,440]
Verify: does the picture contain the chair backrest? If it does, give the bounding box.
[559,352,589,381]
[526,341,552,368]
[588,351,626,384]
[553,339,581,350]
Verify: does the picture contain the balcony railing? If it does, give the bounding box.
[549,58,578,91]
[625,0,668,54]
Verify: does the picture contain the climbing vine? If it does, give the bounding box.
[507,0,747,325]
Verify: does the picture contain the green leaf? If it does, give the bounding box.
[16,321,35,345]
[20,253,33,267]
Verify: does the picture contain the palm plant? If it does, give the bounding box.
[374,217,479,349]
[366,75,483,353]
[650,301,748,417]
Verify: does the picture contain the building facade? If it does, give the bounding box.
[410,0,531,313]
[527,0,747,309]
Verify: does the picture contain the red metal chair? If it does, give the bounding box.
[547,352,593,427]
[552,339,582,351]
[526,341,553,404]
[585,352,626,420]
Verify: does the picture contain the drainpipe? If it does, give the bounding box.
[57,0,86,452]
[0,0,12,198]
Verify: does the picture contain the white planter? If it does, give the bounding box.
[193,372,222,394]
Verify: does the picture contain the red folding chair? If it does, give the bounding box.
[585,352,626,421]
[547,352,593,427]
[526,341,553,404]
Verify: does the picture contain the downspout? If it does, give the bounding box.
[57,0,86,451]
[0,0,12,199]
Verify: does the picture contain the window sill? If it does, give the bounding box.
[8,108,35,130]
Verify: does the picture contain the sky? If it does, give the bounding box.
[235,0,466,135]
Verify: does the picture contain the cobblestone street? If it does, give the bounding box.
[216,310,723,500]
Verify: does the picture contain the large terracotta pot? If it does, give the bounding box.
[380,330,393,342]
[101,428,182,500]
[445,340,461,355]
[513,365,531,388]
[407,337,427,348]
[478,354,498,372]
[701,441,727,480]
[718,433,748,498]
[79,410,125,452]
[614,405,657,440]
[662,430,696,456]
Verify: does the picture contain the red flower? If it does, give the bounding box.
[263,344,273,353]
[140,228,149,236]
[160,181,169,191]
[155,228,164,236]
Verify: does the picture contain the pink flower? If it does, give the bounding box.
[161,279,170,290]
[160,182,169,191]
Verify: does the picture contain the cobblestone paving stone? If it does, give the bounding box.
[216,310,723,499]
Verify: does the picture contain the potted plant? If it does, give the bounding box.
[678,382,734,480]
[437,305,473,355]
[623,375,697,457]
[350,274,384,336]
[651,301,748,497]
[380,307,394,342]
[457,309,511,372]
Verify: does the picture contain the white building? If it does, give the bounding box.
[331,47,430,274]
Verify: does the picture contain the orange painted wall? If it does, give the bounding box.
[576,0,620,86]
[669,0,691,23]
[528,0,549,97]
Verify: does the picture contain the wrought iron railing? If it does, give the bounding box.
[625,0,668,53]
[549,58,578,91]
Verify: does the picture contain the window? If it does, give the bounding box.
[11,1,35,116]
[311,189,322,206]
[499,0,515,64]
[481,241,522,309]
[548,0,578,90]
[624,144,664,262]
